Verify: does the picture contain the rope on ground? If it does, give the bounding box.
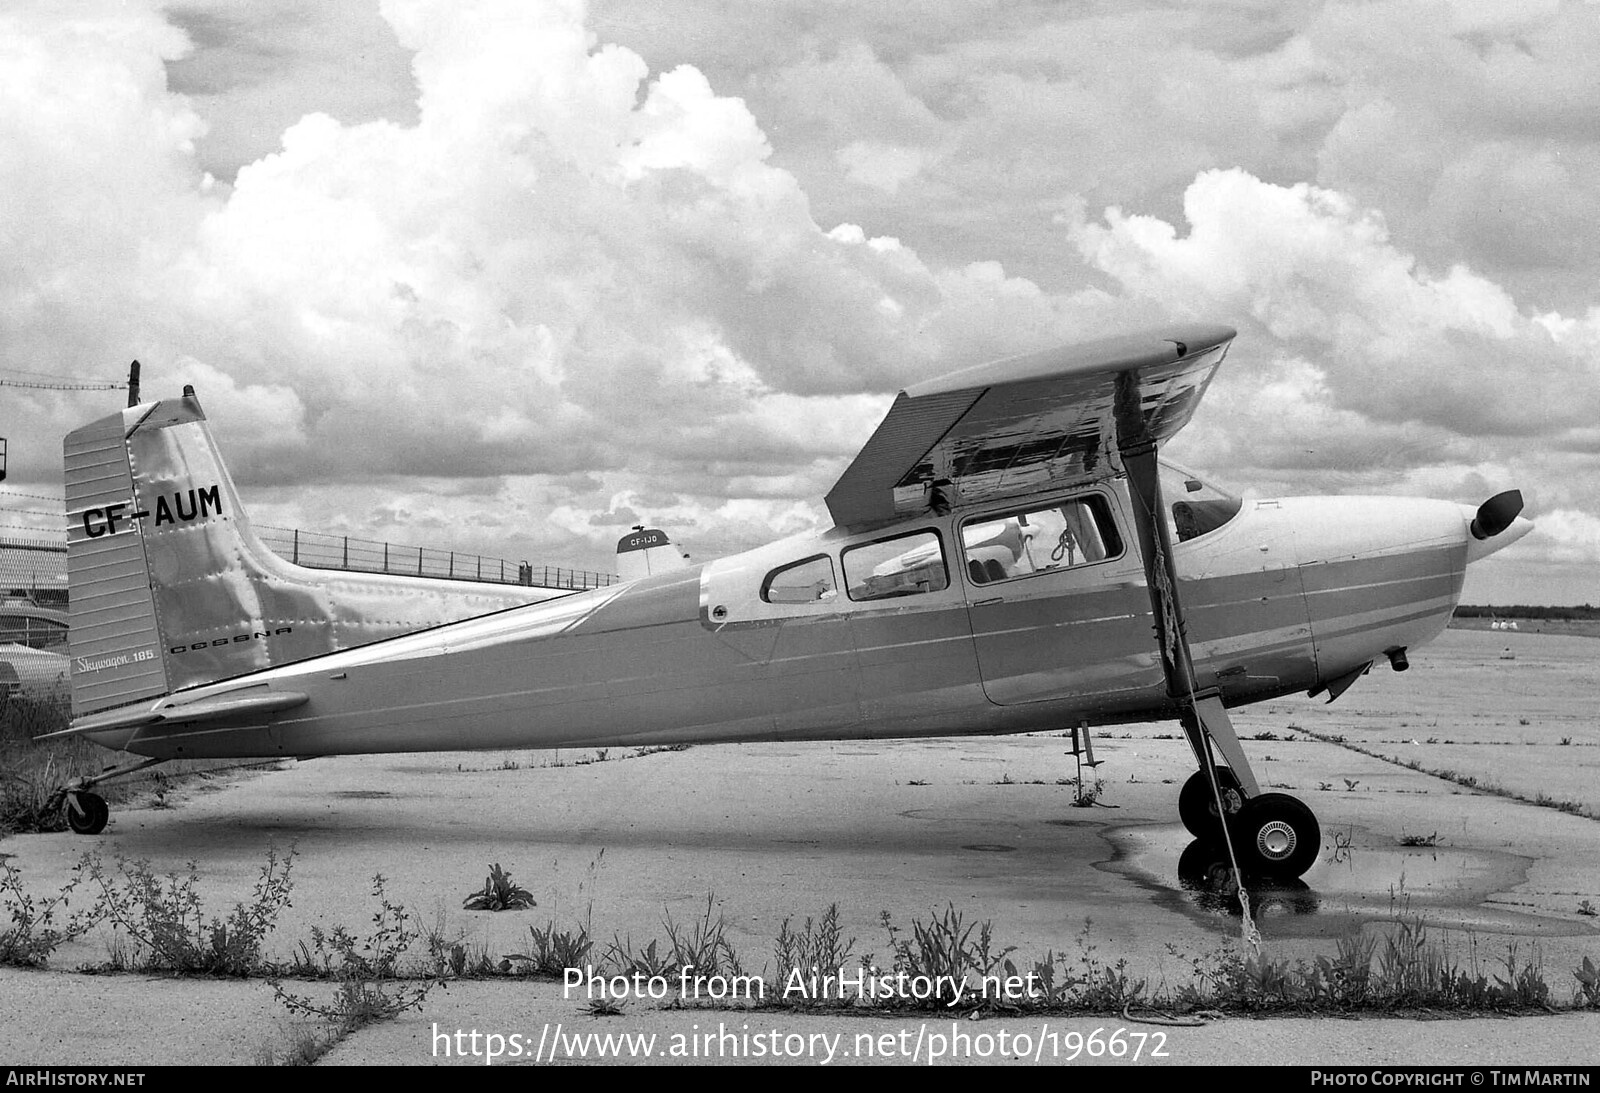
[1121,1000,1212,1027]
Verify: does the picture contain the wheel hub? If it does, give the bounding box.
[1256,820,1297,860]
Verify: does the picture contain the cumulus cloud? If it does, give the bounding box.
[4,0,1595,602]
[1532,509,1600,565]
[2,0,1081,563]
[1070,168,1600,444]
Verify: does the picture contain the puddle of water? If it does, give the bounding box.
[1106,824,1582,938]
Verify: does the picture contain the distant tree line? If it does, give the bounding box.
[1454,604,1599,620]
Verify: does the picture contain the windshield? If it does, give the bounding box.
[1159,459,1243,542]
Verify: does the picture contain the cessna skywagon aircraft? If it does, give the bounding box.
[51,325,1532,877]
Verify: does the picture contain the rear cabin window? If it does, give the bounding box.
[962,495,1123,585]
[842,530,949,602]
[761,555,838,604]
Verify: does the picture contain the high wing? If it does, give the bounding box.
[824,324,1236,529]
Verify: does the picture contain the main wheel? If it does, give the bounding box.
[1233,792,1320,878]
[1178,766,1242,838]
[1177,839,1237,896]
[65,791,109,835]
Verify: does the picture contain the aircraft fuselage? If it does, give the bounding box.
[85,479,1489,761]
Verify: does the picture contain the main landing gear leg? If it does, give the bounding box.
[45,756,166,836]
[1177,692,1320,878]
[1175,691,1250,838]
[1115,380,1320,878]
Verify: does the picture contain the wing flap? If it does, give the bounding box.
[824,324,1235,528]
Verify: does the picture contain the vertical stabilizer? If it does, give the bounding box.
[65,391,563,717]
[616,527,688,582]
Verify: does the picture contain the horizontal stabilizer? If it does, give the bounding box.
[43,688,310,738]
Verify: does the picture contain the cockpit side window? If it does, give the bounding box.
[961,494,1123,585]
[761,555,838,604]
[842,530,949,602]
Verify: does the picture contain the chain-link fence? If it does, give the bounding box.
[0,538,68,652]
[0,527,616,600]
[253,525,616,589]
[0,538,66,604]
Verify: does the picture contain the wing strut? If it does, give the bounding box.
[1113,372,1260,798]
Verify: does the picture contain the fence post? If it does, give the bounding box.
[383,541,389,573]
[292,529,299,565]
[449,551,454,579]
[343,536,349,568]
[418,546,424,576]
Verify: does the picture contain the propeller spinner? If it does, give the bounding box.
[1470,490,1524,541]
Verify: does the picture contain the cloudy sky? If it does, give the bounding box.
[2,0,1596,603]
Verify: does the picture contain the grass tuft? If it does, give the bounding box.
[773,904,855,1005]
[461,863,536,911]
[507,921,594,977]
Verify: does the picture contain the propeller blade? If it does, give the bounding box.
[1470,490,1523,541]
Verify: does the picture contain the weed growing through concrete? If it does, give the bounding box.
[419,912,499,978]
[878,903,1019,1009]
[1296,727,1600,821]
[1576,958,1600,1007]
[271,874,440,1033]
[598,891,745,993]
[1069,776,1106,807]
[4,845,1598,1027]
[507,921,594,976]
[0,697,79,834]
[773,903,856,1003]
[659,892,744,980]
[461,863,536,911]
[0,857,101,967]
[85,847,294,975]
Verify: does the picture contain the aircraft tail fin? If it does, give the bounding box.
[615,527,688,582]
[65,390,553,719]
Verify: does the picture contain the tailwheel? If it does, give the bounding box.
[64,791,109,836]
[1233,792,1320,878]
[1177,765,1242,838]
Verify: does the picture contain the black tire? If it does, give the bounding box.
[1233,792,1320,878]
[1178,766,1242,838]
[65,792,109,836]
